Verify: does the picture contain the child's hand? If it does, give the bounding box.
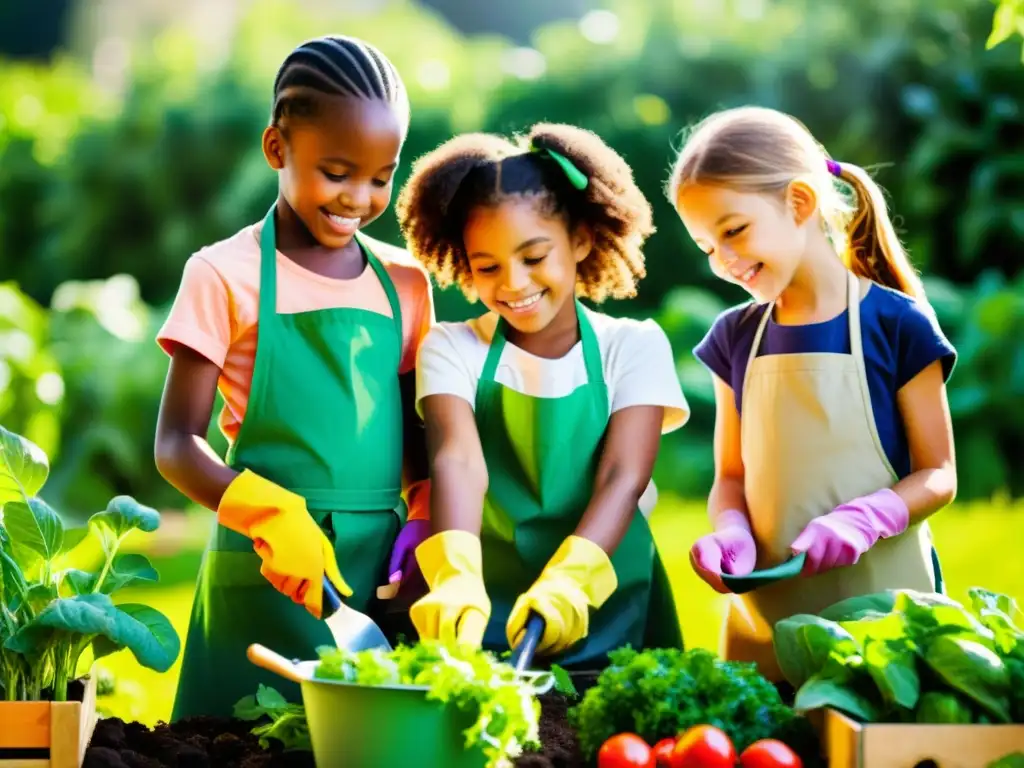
[689,509,757,594]
[409,530,490,648]
[791,488,909,576]
[386,518,431,586]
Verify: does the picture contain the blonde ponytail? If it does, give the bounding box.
[667,106,927,302]
[834,162,925,300]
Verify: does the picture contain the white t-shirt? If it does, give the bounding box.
[415,307,690,517]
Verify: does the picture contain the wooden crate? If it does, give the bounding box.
[824,708,1024,768]
[0,676,98,768]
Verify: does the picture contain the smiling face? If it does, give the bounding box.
[463,198,591,334]
[675,181,816,303]
[264,96,405,249]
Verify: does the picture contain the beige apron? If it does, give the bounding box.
[722,271,936,682]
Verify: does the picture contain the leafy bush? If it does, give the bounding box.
[773,586,1024,725]
[568,646,820,763]
[0,425,180,701]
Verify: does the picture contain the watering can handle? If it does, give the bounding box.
[510,612,545,674]
[247,644,305,684]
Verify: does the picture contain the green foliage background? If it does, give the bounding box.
[0,0,1022,519]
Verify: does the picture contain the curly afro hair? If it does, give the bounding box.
[395,123,655,303]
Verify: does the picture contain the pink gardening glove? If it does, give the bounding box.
[387,518,431,586]
[689,509,758,594]
[791,488,910,577]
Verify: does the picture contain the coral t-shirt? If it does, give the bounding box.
[157,222,434,519]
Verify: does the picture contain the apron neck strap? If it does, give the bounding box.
[258,206,279,331]
[845,269,863,352]
[481,299,602,384]
[256,207,404,336]
[356,232,404,336]
[747,269,862,367]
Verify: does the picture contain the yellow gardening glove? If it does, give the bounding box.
[218,470,352,619]
[409,530,490,648]
[506,536,618,655]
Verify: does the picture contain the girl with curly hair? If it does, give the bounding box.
[395,123,690,667]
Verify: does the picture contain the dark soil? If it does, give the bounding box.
[80,678,803,768]
[82,716,315,768]
[513,692,586,767]
[82,675,598,768]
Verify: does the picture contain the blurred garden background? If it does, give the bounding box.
[1,0,1022,725]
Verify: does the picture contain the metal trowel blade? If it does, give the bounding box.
[322,576,393,652]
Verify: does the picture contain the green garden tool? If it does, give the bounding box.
[720,552,807,594]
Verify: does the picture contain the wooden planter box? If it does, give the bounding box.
[823,708,1024,768]
[0,676,97,768]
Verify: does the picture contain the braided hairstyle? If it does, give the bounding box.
[396,123,655,304]
[271,35,409,133]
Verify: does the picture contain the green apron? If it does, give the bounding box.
[475,301,682,671]
[172,206,406,720]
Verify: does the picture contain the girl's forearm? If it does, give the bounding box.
[574,463,650,553]
[708,475,749,527]
[428,453,487,535]
[155,432,239,512]
[891,464,957,525]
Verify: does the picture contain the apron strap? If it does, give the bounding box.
[847,272,898,481]
[482,299,604,385]
[257,206,280,332]
[576,300,609,415]
[481,316,507,383]
[357,232,404,338]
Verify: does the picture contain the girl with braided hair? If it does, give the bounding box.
[156,35,434,717]
[396,123,690,667]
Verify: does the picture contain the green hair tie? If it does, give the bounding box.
[530,141,589,190]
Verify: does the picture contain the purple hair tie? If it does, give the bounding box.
[826,159,842,177]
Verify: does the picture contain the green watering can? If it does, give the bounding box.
[247,613,552,768]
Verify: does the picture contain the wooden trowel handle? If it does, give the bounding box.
[247,643,304,684]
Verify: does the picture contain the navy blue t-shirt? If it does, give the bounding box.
[693,283,957,480]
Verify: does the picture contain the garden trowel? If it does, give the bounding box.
[321,575,393,652]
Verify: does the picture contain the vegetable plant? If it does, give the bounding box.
[234,684,311,752]
[0,425,180,701]
[313,640,545,768]
[772,587,1024,725]
[567,647,821,765]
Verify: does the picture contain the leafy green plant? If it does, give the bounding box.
[234,684,311,752]
[773,587,1024,725]
[567,647,821,765]
[989,752,1024,768]
[314,641,545,768]
[0,424,180,701]
[988,0,1024,61]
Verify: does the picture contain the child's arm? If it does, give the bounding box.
[420,394,488,534]
[707,373,749,525]
[505,320,688,652]
[791,301,957,577]
[406,327,490,648]
[154,255,348,617]
[154,346,238,511]
[400,268,436,523]
[891,359,957,522]
[573,404,663,551]
[688,374,757,592]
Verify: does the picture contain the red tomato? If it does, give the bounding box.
[598,733,656,768]
[653,738,676,767]
[669,725,736,768]
[739,739,802,768]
